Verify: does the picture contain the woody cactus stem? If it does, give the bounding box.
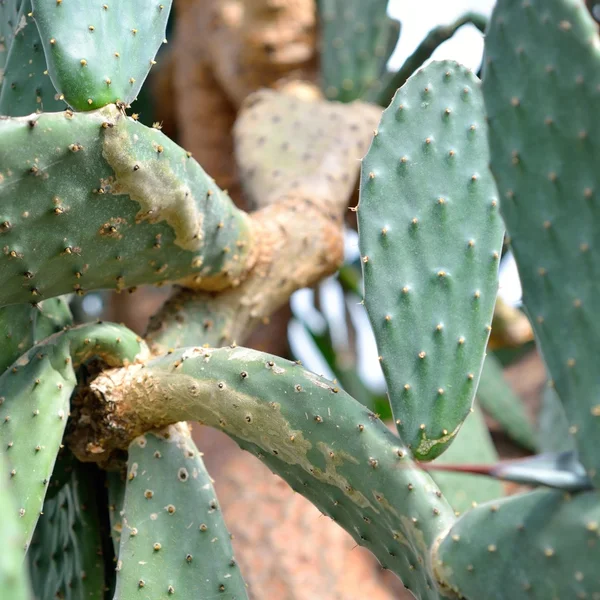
[145,86,381,350]
[72,345,454,600]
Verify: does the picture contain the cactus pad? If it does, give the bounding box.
[0,0,65,116]
[114,425,248,600]
[483,0,600,485]
[0,105,252,306]
[0,454,31,599]
[234,88,382,209]
[433,489,600,599]
[31,0,172,110]
[88,346,456,599]
[0,322,146,547]
[358,61,504,460]
[319,0,400,102]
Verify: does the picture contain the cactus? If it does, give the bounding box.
[28,461,106,600]
[0,106,253,306]
[318,0,400,103]
[0,0,66,115]
[114,424,247,599]
[2,1,599,598]
[428,404,503,516]
[0,453,31,600]
[433,488,600,599]
[483,0,600,487]
[73,344,455,600]
[358,61,505,460]
[0,297,72,372]
[31,0,172,111]
[0,322,146,547]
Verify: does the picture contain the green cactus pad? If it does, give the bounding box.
[88,346,456,599]
[0,297,73,373]
[0,321,146,547]
[429,404,503,516]
[114,425,248,600]
[28,462,105,600]
[358,61,505,460]
[433,489,600,599]
[31,0,172,111]
[482,0,600,485]
[0,0,65,117]
[319,0,400,102]
[0,105,252,307]
[0,454,31,600]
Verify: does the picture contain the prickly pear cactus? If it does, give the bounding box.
[114,425,248,599]
[483,0,600,486]
[1,0,599,598]
[31,0,172,110]
[319,0,400,102]
[358,61,505,460]
[0,0,66,115]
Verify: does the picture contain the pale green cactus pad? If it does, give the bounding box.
[358,60,505,460]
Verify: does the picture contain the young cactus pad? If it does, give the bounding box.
[358,61,505,460]
[483,0,600,485]
[0,106,252,306]
[114,425,248,599]
[31,0,172,110]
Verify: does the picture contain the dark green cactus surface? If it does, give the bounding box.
[483,0,600,485]
[433,489,600,599]
[114,425,248,599]
[28,461,105,600]
[0,454,31,600]
[92,345,456,600]
[319,0,400,102]
[0,0,66,116]
[0,105,252,306]
[31,0,172,111]
[0,322,146,547]
[358,61,505,460]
